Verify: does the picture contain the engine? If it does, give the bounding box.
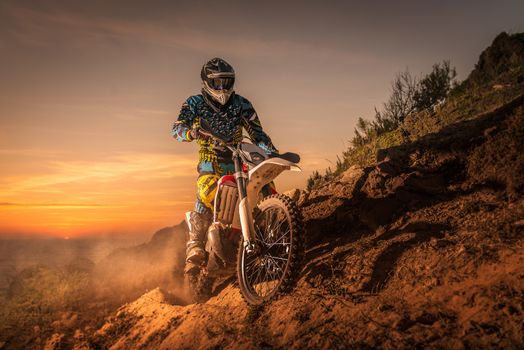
[213,175,238,225]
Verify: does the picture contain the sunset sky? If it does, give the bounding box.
[1,0,523,238]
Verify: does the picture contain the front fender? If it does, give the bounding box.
[246,158,301,206]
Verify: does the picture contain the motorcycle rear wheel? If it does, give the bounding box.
[237,194,304,305]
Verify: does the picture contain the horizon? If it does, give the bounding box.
[1,0,524,238]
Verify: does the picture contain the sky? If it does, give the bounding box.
[1,0,523,238]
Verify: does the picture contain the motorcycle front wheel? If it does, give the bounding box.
[237,194,304,305]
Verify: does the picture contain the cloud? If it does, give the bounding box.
[0,149,198,236]
[0,202,113,208]
[0,150,195,196]
[0,148,70,157]
[112,108,171,122]
[2,4,376,64]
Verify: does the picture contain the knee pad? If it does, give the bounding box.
[196,174,219,209]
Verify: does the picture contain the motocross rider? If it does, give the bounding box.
[172,57,278,273]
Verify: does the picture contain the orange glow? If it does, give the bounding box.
[1,1,524,239]
[0,152,199,237]
[0,144,311,237]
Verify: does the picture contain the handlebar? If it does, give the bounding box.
[195,129,238,156]
[196,119,298,164]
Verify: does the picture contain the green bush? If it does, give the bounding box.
[306,32,524,191]
[307,62,456,190]
[413,60,457,111]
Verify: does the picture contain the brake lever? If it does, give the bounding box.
[198,128,214,139]
[192,126,216,143]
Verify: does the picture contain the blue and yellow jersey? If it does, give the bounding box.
[172,94,278,164]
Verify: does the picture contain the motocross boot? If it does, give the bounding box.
[185,211,212,270]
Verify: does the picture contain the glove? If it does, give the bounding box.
[188,126,199,140]
[189,125,210,142]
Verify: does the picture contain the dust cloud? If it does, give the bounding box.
[0,222,189,347]
[92,224,189,303]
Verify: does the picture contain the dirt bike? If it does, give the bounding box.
[185,120,304,306]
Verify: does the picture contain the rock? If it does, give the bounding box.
[377,147,406,163]
[340,165,364,185]
[468,32,524,84]
[513,219,524,227]
[74,329,84,340]
[44,333,65,350]
[359,197,404,230]
[61,312,78,328]
[361,170,388,197]
[376,161,399,176]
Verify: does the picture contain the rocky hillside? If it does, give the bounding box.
[42,32,524,349]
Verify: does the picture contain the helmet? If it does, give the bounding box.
[201,57,235,105]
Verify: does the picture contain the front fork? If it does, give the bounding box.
[233,153,257,253]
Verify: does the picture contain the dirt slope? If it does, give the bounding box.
[56,33,524,350]
[73,91,524,349]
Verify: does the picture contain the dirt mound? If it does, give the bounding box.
[70,93,524,349]
[42,33,524,349]
[86,286,249,350]
[302,93,524,235]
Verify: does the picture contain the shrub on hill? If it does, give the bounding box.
[307,32,524,191]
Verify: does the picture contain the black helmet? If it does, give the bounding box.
[201,57,235,105]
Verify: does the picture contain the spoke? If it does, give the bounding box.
[245,258,258,274]
[262,208,272,228]
[247,204,294,298]
[266,208,279,233]
[245,251,261,285]
[270,215,288,240]
[265,256,283,281]
[265,259,278,282]
[266,255,288,261]
[254,210,264,223]
[257,207,289,245]
[255,226,266,243]
[245,256,258,266]
[251,261,263,288]
[244,247,258,267]
[266,254,287,265]
[266,228,291,249]
[246,262,259,282]
[263,259,276,296]
[266,209,277,231]
[271,212,286,235]
[266,254,286,272]
[257,264,268,296]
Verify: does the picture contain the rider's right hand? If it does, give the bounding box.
[190,126,211,142]
[189,126,199,140]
